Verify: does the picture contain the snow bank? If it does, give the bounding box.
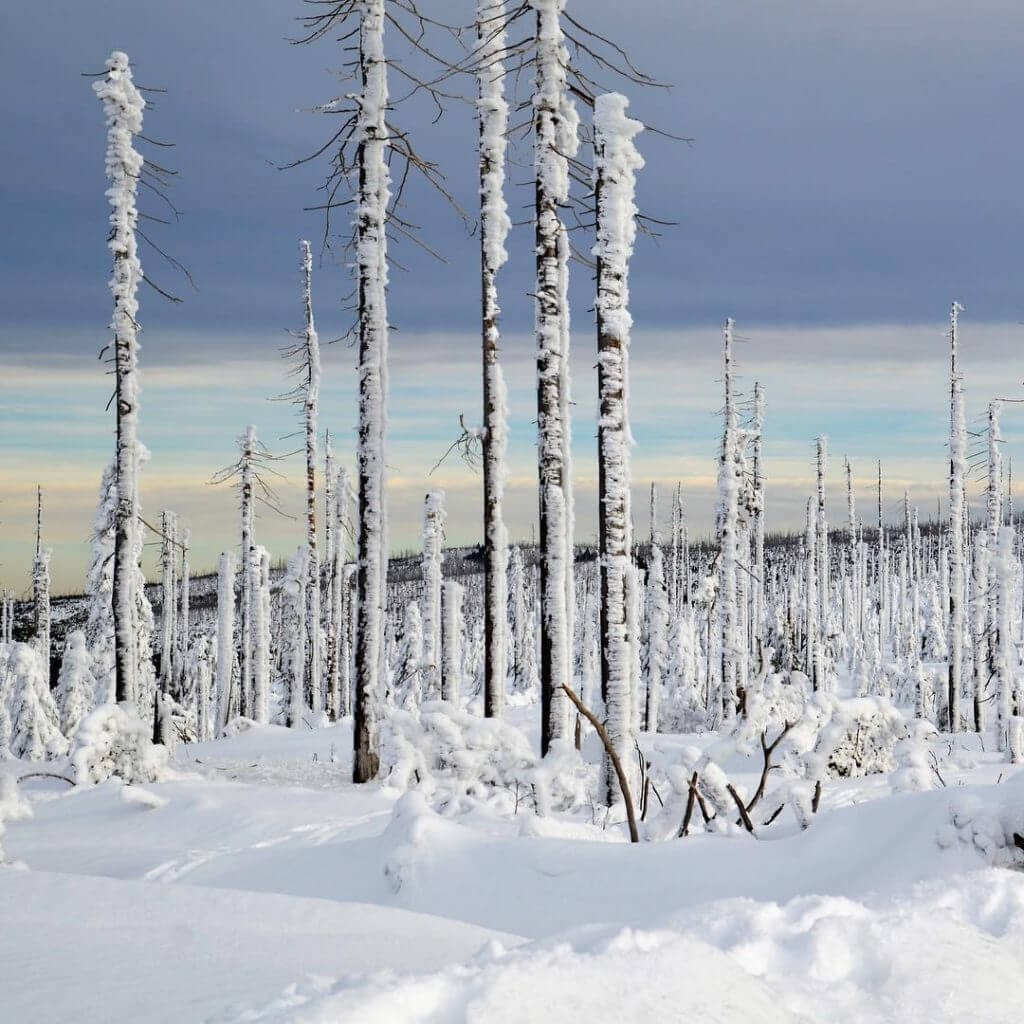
[225,869,1024,1024]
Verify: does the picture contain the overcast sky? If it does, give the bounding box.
[2,1,1023,590]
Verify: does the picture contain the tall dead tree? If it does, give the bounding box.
[477,0,513,720]
[594,92,644,803]
[948,301,966,731]
[95,52,146,708]
[532,0,580,755]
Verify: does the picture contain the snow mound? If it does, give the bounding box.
[936,772,1024,868]
[222,870,1024,1024]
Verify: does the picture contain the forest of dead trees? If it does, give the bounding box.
[2,1,1023,834]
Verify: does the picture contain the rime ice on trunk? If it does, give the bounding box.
[947,302,966,731]
[970,531,989,733]
[594,92,643,802]
[176,527,190,700]
[751,384,766,661]
[441,581,465,705]
[299,241,323,718]
[283,546,309,730]
[477,0,512,720]
[531,0,579,755]
[422,491,446,700]
[250,546,271,725]
[94,52,146,709]
[332,468,355,718]
[815,436,829,677]
[156,509,177,740]
[215,552,237,734]
[352,0,391,782]
[994,525,1016,752]
[716,319,742,717]
[238,426,256,718]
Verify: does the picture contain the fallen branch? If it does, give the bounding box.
[727,783,756,835]
[562,683,639,843]
[17,771,76,787]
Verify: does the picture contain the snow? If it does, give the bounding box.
[1,714,1022,1022]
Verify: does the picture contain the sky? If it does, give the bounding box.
[1,1,1024,591]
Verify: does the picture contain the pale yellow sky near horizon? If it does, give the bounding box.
[2,320,1021,594]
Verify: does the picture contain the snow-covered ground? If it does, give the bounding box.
[3,711,1023,1023]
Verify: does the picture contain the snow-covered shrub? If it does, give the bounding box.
[381,701,593,817]
[70,703,169,785]
[4,643,67,761]
[937,777,1024,868]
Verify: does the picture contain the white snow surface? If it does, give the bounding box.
[2,715,1023,1022]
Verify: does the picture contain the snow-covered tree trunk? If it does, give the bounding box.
[994,525,1016,751]
[804,498,818,686]
[300,240,323,718]
[644,544,668,732]
[215,552,237,734]
[95,52,146,709]
[158,510,177,702]
[532,0,579,755]
[717,319,742,717]
[250,545,271,725]
[238,426,256,719]
[352,0,391,782]
[176,527,190,700]
[947,301,967,731]
[440,581,465,705]
[752,384,766,661]
[594,92,643,802]
[283,546,309,730]
[477,0,512,720]
[422,491,446,700]
[323,434,337,714]
[971,531,989,733]
[815,436,829,658]
[333,468,354,719]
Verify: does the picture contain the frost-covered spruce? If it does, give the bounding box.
[215,551,237,734]
[643,544,669,732]
[531,0,579,755]
[332,468,355,719]
[594,93,643,800]
[157,510,177,735]
[55,631,97,739]
[84,462,117,701]
[95,52,147,709]
[6,643,66,761]
[394,602,424,709]
[31,544,51,688]
[947,302,967,730]
[422,491,446,701]
[477,0,513,720]
[441,581,465,705]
